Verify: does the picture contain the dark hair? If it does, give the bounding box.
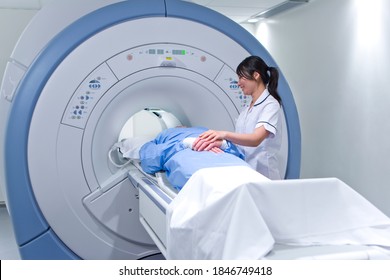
[236,56,281,105]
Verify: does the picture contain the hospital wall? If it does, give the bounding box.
[253,0,390,216]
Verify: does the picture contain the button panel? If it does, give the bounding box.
[61,63,118,128]
[107,43,223,81]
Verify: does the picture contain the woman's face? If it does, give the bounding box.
[237,73,259,96]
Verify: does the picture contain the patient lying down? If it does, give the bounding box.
[137,126,250,190]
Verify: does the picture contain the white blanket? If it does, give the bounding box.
[166,166,390,259]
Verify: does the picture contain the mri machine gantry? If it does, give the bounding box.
[0,0,301,259]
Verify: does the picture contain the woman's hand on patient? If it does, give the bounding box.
[199,130,226,142]
[193,130,226,152]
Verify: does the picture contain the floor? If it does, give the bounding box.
[0,204,21,259]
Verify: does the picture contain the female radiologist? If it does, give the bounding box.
[193,55,283,180]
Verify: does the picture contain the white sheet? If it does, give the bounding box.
[166,166,390,259]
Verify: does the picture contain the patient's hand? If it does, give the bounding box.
[193,139,223,152]
[183,137,223,153]
[209,146,224,154]
[193,130,227,151]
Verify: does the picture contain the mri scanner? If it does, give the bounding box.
[1,0,389,260]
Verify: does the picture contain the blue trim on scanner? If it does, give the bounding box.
[20,229,81,260]
[166,0,301,178]
[5,0,166,259]
[5,0,301,259]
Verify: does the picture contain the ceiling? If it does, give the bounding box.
[187,0,304,23]
[188,0,285,23]
[0,0,307,23]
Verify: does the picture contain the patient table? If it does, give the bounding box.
[127,162,390,260]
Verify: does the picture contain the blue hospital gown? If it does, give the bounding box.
[139,127,250,190]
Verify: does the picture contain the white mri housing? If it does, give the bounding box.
[0,0,303,259]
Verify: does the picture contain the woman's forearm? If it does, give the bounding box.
[224,126,269,147]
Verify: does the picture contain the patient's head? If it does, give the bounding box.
[120,136,154,159]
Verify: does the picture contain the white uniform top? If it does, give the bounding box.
[235,88,282,179]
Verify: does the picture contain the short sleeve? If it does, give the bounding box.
[255,102,280,136]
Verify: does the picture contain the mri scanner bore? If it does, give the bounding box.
[0,0,302,259]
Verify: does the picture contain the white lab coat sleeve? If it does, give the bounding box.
[255,102,280,136]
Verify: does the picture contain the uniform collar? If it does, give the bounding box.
[253,88,270,107]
